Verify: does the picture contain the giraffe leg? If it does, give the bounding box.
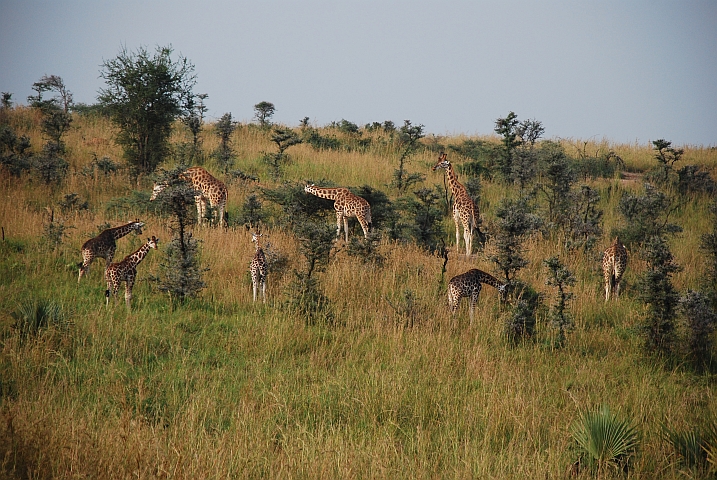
[195,197,205,225]
[448,290,458,316]
[469,293,478,325]
[358,216,370,239]
[343,217,350,242]
[252,278,258,303]
[604,273,611,301]
[615,275,621,298]
[125,278,134,310]
[335,212,343,240]
[455,221,461,254]
[218,203,226,229]
[464,224,472,256]
[78,260,89,283]
[261,280,266,303]
[105,278,115,307]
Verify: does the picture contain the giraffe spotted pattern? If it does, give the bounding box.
[78,220,144,282]
[432,153,480,256]
[603,236,628,301]
[304,184,372,242]
[151,167,228,228]
[105,236,159,309]
[250,231,268,303]
[448,268,507,323]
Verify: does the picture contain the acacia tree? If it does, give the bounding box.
[28,75,73,183]
[98,45,196,177]
[254,101,275,128]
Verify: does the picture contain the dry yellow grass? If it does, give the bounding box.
[1,108,716,478]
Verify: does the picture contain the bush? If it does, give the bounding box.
[503,280,540,344]
[637,235,681,357]
[678,290,715,371]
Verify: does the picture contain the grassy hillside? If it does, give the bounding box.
[1,107,716,478]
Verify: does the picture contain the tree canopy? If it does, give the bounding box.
[98,45,196,176]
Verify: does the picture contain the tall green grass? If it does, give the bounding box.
[1,109,716,478]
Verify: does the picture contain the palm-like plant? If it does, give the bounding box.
[706,423,717,474]
[11,299,68,337]
[571,405,640,474]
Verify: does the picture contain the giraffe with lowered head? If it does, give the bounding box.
[151,166,228,228]
[448,268,507,324]
[105,236,159,309]
[304,184,372,241]
[432,152,481,256]
[250,231,268,303]
[603,236,628,301]
[78,220,144,283]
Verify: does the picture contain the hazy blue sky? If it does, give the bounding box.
[1,1,715,146]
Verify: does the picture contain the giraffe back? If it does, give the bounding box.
[603,237,628,279]
[183,167,228,205]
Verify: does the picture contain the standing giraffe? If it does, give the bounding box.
[250,231,268,303]
[105,236,159,309]
[603,236,628,301]
[432,152,480,256]
[448,268,507,324]
[151,166,228,228]
[304,184,372,241]
[78,220,144,282]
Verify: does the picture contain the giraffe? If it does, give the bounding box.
[603,236,628,301]
[432,152,481,256]
[448,268,507,324]
[105,236,159,309]
[304,184,372,242]
[151,166,228,228]
[78,220,144,283]
[250,231,268,303]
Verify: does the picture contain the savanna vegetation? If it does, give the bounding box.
[1,51,717,478]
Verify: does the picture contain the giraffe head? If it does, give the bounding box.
[432,152,450,172]
[149,182,168,201]
[251,231,263,246]
[304,184,316,193]
[131,219,145,235]
[147,236,160,249]
[497,283,509,302]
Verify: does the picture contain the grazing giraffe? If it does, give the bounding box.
[105,236,159,309]
[432,152,481,256]
[448,268,507,324]
[304,184,372,241]
[151,166,228,228]
[603,236,628,301]
[78,220,144,283]
[250,231,268,303]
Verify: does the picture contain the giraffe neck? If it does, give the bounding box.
[110,222,139,240]
[444,164,466,197]
[307,186,339,200]
[479,271,505,289]
[126,242,152,267]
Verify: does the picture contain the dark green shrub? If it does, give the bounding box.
[544,256,576,348]
[617,183,682,246]
[637,235,681,357]
[152,166,207,302]
[263,127,302,180]
[678,290,715,372]
[677,164,716,196]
